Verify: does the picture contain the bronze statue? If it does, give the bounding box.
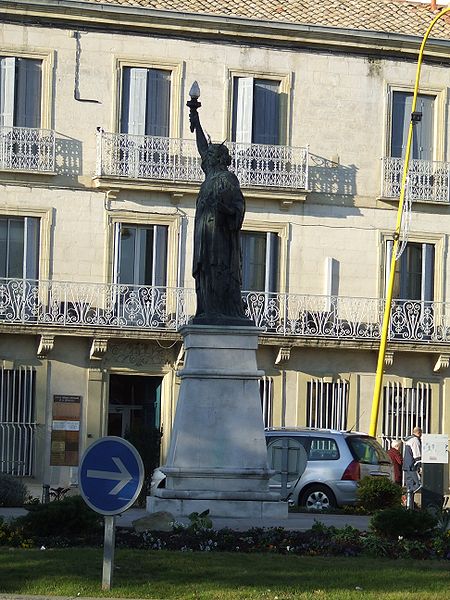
[187,83,251,325]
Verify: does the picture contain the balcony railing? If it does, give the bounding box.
[381,156,450,203]
[96,130,309,190]
[2,278,450,344]
[0,126,55,173]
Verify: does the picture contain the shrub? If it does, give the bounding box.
[370,507,438,540]
[0,473,28,507]
[357,476,402,511]
[15,494,102,537]
[0,517,33,548]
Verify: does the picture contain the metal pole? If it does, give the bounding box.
[369,6,450,437]
[102,515,116,591]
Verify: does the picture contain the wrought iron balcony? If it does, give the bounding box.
[96,130,309,190]
[1,278,450,345]
[0,126,55,173]
[381,156,450,203]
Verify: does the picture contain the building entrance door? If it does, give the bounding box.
[108,374,163,483]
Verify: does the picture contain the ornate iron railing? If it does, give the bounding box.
[2,279,450,344]
[381,157,450,203]
[96,130,309,190]
[0,127,55,173]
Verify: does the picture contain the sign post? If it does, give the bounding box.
[79,436,144,590]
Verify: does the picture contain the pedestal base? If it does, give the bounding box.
[147,496,288,519]
[147,325,286,519]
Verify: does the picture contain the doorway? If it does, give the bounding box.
[108,374,163,480]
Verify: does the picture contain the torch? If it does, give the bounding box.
[187,81,201,132]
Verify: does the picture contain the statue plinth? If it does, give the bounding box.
[147,324,288,519]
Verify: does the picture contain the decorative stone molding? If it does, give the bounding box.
[384,350,394,366]
[434,353,450,372]
[37,334,55,358]
[104,341,173,368]
[90,338,108,361]
[275,346,291,365]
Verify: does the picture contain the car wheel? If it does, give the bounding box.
[300,485,336,510]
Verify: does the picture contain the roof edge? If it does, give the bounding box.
[2,0,450,59]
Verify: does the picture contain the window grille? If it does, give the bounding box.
[259,376,273,428]
[382,381,431,449]
[0,366,36,476]
[306,378,349,430]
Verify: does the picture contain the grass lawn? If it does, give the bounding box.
[0,548,449,600]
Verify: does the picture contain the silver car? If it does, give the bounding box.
[265,427,394,509]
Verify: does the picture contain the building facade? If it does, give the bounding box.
[1,0,450,491]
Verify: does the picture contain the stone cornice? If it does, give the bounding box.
[3,0,450,61]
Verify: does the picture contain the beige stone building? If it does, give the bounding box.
[1,0,450,494]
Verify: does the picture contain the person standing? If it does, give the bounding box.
[404,426,422,471]
[387,440,403,485]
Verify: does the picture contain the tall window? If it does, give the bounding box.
[385,241,434,301]
[120,67,171,137]
[241,231,279,293]
[391,92,435,161]
[114,223,168,287]
[0,366,36,476]
[0,57,42,128]
[382,381,431,449]
[0,216,40,279]
[232,77,281,145]
[306,379,349,431]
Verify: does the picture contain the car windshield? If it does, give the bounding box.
[347,436,391,465]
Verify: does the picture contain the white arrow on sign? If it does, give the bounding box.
[86,457,132,495]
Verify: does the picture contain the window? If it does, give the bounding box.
[0,57,42,128]
[385,241,434,301]
[0,366,36,476]
[308,438,340,461]
[113,223,168,287]
[241,231,279,293]
[120,67,171,137]
[391,92,435,161]
[232,77,282,145]
[382,381,431,448]
[306,379,349,430]
[0,216,40,279]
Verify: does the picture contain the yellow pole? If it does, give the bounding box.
[369,7,450,437]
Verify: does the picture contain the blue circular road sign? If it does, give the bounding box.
[79,436,144,515]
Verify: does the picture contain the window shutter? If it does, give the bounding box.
[15,58,41,128]
[146,69,171,137]
[391,92,413,159]
[421,243,434,302]
[416,95,434,162]
[0,57,15,127]
[385,240,394,298]
[253,79,280,145]
[234,77,253,144]
[266,232,279,293]
[125,68,147,136]
[24,217,40,280]
[153,225,168,287]
[113,222,122,283]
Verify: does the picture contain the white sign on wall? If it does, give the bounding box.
[422,434,448,464]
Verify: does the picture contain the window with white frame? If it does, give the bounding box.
[241,230,279,293]
[0,366,36,476]
[306,379,349,430]
[0,57,42,128]
[0,216,40,280]
[113,223,168,287]
[382,381,431,449]
[120,67,171,137]
[231,77,282,145]
[385,240,434,301]
[390,91,435,161]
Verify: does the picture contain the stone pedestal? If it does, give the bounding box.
[147,325,287,519]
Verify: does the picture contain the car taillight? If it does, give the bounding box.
[341,460,360,481]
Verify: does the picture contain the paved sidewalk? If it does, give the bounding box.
[1,506,371,531]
